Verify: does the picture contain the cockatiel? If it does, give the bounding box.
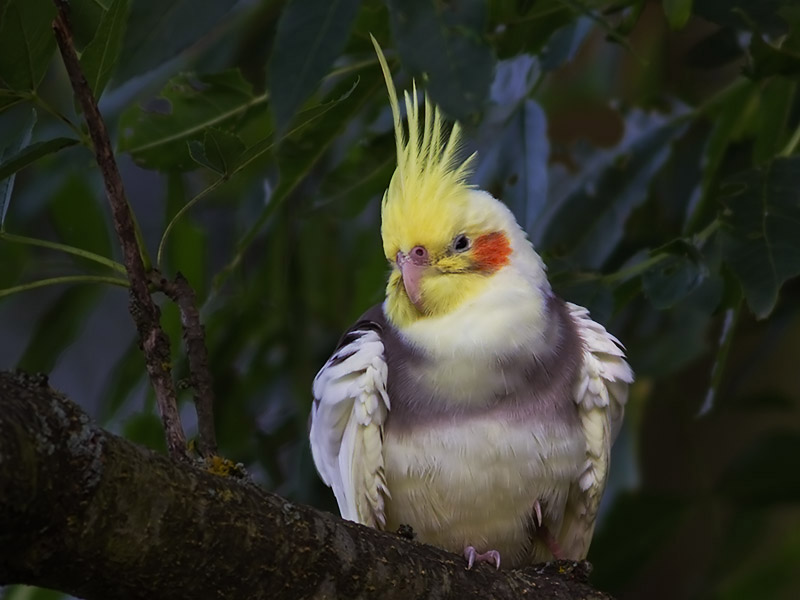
[309,38,633,569]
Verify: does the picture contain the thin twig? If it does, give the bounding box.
[52,1,188,461]
[158,273,218,457]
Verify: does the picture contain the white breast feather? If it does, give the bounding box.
[310,330,390,527]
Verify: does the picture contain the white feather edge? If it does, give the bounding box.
[309,330,390,527]
[560,302,634,557]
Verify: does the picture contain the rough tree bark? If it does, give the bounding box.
[0,371,612,600]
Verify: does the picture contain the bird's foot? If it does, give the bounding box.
[532,500,564,560]
[464,546,501,570]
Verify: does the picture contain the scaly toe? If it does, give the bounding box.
[463,546,501,570]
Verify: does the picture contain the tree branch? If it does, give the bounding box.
[158,272,218,457]
[51,1,187,460]
[0,371,612,600]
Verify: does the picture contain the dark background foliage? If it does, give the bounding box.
[2,0,800,598]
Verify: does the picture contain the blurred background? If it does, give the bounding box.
[1,0,799,598]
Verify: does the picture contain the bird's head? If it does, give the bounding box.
[372,38,547,329]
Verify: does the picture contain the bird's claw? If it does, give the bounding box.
[533,500,543,528]
[464,546,501,570]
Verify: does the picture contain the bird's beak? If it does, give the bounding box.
[396,248,428,310]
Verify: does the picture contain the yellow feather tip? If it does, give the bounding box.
[370,36,476,260]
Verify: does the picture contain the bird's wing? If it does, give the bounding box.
[560,302,634,558]
[309,319,391,528]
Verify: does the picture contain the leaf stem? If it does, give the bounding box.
[779,120,800,157]
[697,301,741,416]
[0,274,129,298]
[603,253,668,284]
[0,231,127,274]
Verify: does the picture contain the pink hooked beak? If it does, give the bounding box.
[396,245,429,310]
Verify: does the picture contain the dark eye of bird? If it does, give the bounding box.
[452,234,470,253]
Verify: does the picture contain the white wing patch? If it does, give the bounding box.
[561,303,633,558]
[309,328,391,528]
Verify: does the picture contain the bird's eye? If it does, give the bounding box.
[452,234,470,253]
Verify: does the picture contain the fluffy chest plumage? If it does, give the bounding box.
[382,404,584,566]
[378,295,586,566]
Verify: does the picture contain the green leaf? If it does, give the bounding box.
[693,0,795,34]
[752,78,795,164]
[99,339,145,423]
[269,0,361,132]
[188,128,246,175]
[214,73,371,288]
[746,28,800,80]
[70,0,112,50]
[123,411,167,454]
[118,70,268,171]
[0,108,36,229]
[49,174,112,260]
[317,134,396,217]
[663,0,694,30]
[540,17,593,70]
[1,585,68,600]
[387,0,494,121]
[720,157,800,319]
[16,286,102,373]
[116,0,236,82]
[642,240,707,309]
[717,431,800,505]
[0,137,80,181]
[538,118,687,269]
[80,0,130,98]
[0,0,56,93]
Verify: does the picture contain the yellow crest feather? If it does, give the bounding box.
[370,36,476,261]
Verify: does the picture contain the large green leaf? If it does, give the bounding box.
[694,0,795,33]
[746,27,800,80]
[214,72,374,288]
[642,240,707,309]
[663,0,693,30]
[269,0,361,132]
[188,128,246,176]
[473,55,549,230]
[387,0,494,121]
[0,137,80,182]
[80,0,130,98]
[0,108,36,229]
[538,117,687,269]
[0,0,56,93]
[16,286,102,374]
[99,339,145,423]
[70,0,112,50]
[49,174,112,261]
[752,78,795,164]
[115,0,236,82]
[118,70,268,171]
[720,157,800,318]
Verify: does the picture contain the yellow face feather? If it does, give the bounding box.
[371,36,514,328]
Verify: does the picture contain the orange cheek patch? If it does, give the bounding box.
[473,232,512,271]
